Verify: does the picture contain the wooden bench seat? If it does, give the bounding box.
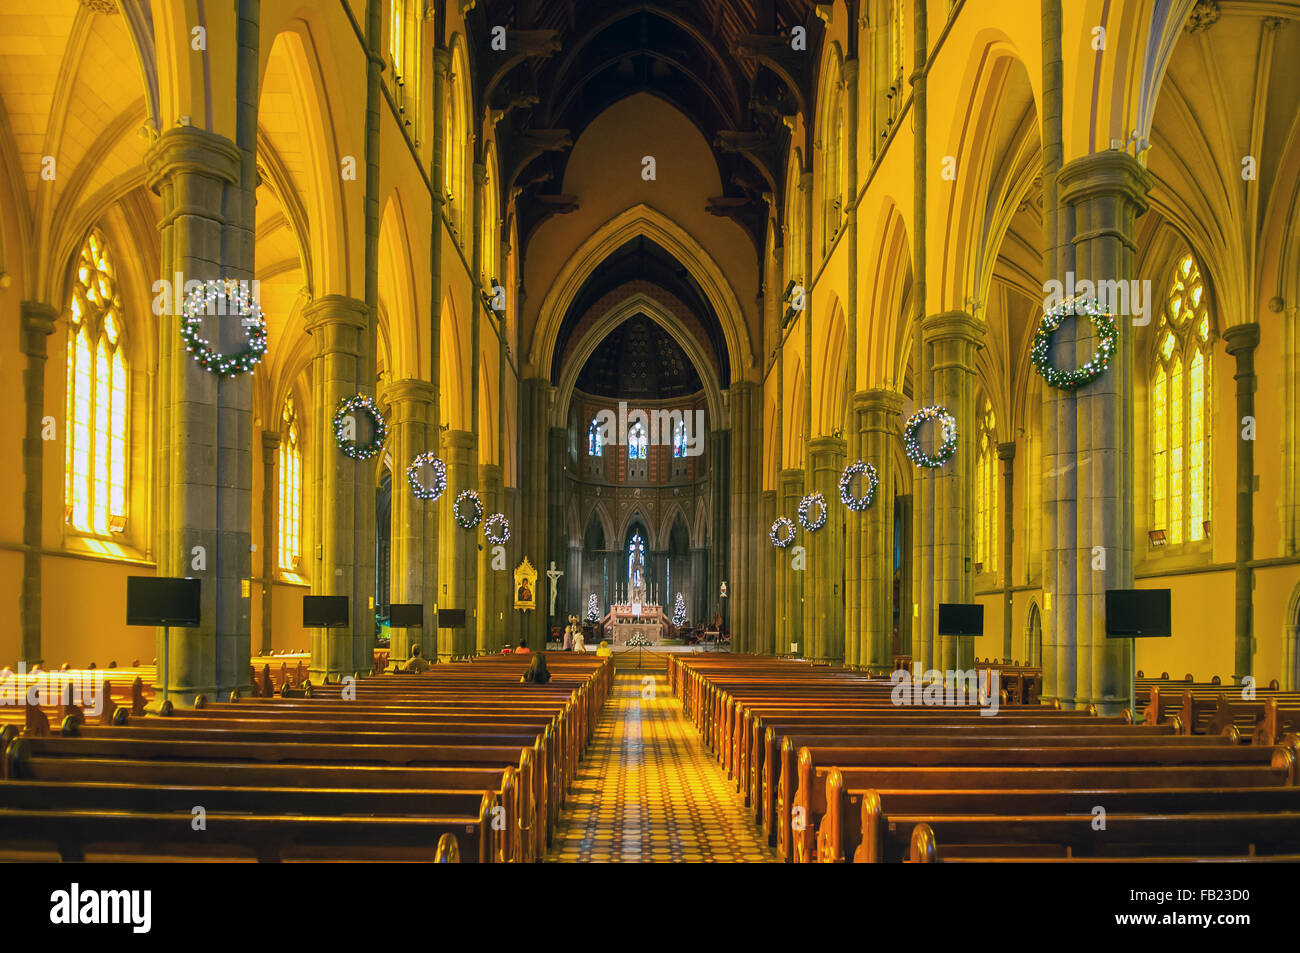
[821,783,1300,862]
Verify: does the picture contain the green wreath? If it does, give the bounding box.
[179,279,268,378]
[333,394,388,460]
[1031,296,1117,391]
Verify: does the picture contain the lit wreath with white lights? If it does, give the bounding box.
[453,490,484,529]
[333,395,388,460]
[179,279,268,378]
[484,513,510,545]
[797,492,828,532]
[839,460,879,512]
[770,516,796,549]
[406,452,446,501]
[903,406,958,469]
[1031,295,1118,392]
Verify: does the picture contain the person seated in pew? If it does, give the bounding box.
[596,640,612,658]
[521,653,552,684]
[515,639,531,656]
[404,644,434,674]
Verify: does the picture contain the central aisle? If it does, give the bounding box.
[547,671,777,862]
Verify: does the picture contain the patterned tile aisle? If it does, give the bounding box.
[547,671,776,862]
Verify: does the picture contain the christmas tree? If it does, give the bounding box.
[586,594,599,622]
[672,592,686,627]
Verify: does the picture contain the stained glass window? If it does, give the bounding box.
[389,0,403,76]
[672,419,686,459]
[628,422,647,460]
[975,399,997,574]
[1150,254,1213,545]
[65,228,128,536]
[588,418,603,457]
[278,394,303,570]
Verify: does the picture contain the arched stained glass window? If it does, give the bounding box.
[588,418,603,457]
[278,393,303,570]
[628,421,647,460]
[975,398,997,574]
[65,228,128,537]
[672,419,686,458]
[1150,254,1213,545]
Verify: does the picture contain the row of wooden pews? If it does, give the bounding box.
[669,654,1300,862]
[0,654,611,862]
[1137,671,1300,742]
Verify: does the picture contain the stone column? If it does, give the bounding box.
[922,311,985,673]
[778,468,805,656]
[385,378,436,662]
[856,388,902,671]
[999,441,1016,661]
[1057,150,1150,714]
[729,382,760,653]
[691,546,709,627]
[1223,323,1259,683]
[477,462,505,654]
[260,430,279,655]
[440,429,478,658]
[517,378,550,649]
[546,426,568,631]
[807,436,847,663]
[20,302,56,665]
[758,490,777,655]
[710,428,731,634]
[145,126,243,703]
[304,294,370,679]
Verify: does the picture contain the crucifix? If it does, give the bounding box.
[545,561,564,617]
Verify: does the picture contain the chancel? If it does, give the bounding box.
[0,0,1299,884]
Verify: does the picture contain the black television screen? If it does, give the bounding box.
[1105,589,1171,638]
[126,576,201,627]
[437,608,467,628]
[388,603,423,628]
[303,595,350,629]
[937,603,983,637]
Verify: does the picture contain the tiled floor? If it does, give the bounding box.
[547,672,776,862]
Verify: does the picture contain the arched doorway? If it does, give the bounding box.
[1286,584,1300,691]
[1026,601,1042,667]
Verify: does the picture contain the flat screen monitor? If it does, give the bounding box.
[1105,589,1172,638]
[303,595,350,629]
[126,576,201,627]
[437,608,467,628]
[937,603,984,637]
[388,603,423,628]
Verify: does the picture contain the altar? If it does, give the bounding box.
[608,602,665,645]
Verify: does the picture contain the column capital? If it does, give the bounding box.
[997,441,1016,462]
[381,377,437,407]
[144,126,241,194]
[20,301,58,358]
[852,387,903,417]
[1057,150,1152,216]
[303,294,368,333]
[261,430,281,452]
[808,435,847,460]
[443,428,476,452]
[921,310,985,349]
[1222,322,1260,356]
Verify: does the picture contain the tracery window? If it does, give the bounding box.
[1150,254,1213,545]
[974,398,998,574]
[278,393,303,570]
[65,228,128,537]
